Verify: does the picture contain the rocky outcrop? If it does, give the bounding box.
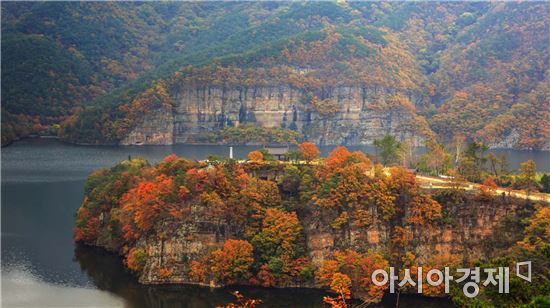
[125,84,429,146]
[130,191,523,285]
[120,109,174,145]
[79,160,538,290]
[487,129,550,151]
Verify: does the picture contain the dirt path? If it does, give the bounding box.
[416,175,550,203]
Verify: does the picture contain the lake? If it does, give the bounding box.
[2,139,548,307]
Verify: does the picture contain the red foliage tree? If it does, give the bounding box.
[478,176,498,199]
[120,174,174,233]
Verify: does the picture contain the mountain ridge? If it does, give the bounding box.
[2,2,548,149]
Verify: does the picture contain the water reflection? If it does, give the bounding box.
[74,244,330,308]
[73,244,455,308]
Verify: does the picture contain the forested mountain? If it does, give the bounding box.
[2,1,548,149]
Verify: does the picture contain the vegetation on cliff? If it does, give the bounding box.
[74,144,549,306]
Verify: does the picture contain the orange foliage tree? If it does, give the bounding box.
[519,206,550,251]
[318,250,389,304]
[478,176,497,199]
[298,142,321,162]
[189,260,208,282]
[210,239,254,285]
[247,150,264,162]
[323,273,352,308]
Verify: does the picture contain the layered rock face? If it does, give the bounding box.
[131,190,520,285]
[121,109,174,145]
[124,85,427,146]
[487,129,550,151]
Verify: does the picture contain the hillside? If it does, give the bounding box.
[430,2,550,150]
[1,2,548,149]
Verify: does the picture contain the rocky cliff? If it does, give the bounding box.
[131,191,522,286]
[121,109,175,145]
[122,84,430,146]
[75,156,538,296]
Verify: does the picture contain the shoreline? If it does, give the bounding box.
[78,242,453,302]
[4,136,550,152]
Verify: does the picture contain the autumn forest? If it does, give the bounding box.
[2,1,549,308]
[2,2,549,150]
[75,144,549,307]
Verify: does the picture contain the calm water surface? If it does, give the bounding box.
[2,139,548,307]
